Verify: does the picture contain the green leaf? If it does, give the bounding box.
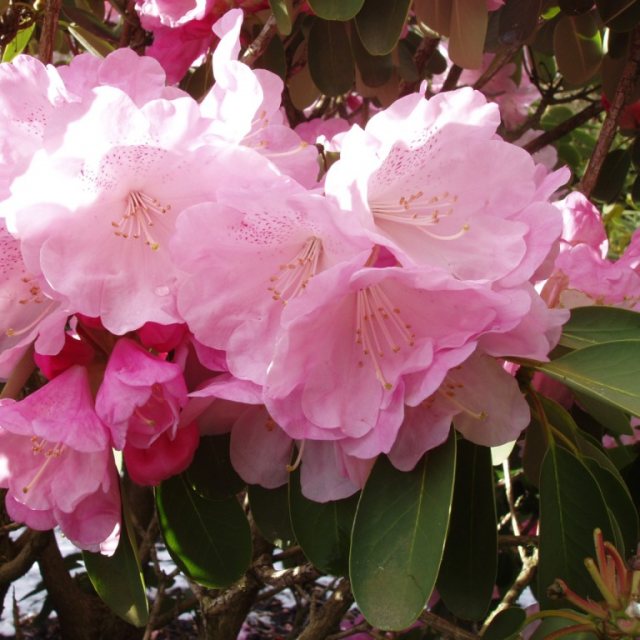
[2,24,35,62]
[350,431,456,631]
[574,391,633,436]
[414,0,451,36]
[307,19,355,96]
[68,22,115,57]
[248,484,295,547]
[596,0,640,31]
[350,22,394,87]
[437,441,496,621]
[83,514,149,627]
[482,606,526,640]
[533,340,640,417]
[559,306,640,350]
[553,13,602,85]
[448,0,488,69]
[529,615,599,639]
[269,0,293,35]
[538,445,614,607]
[288,470,358,574]
[307,0,364,21]
[591,148,632,202]
[184,434,245,501]
[498,0,542,46]
[354,0,412,55]
[156,474,252,588]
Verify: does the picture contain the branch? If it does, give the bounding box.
[0,530,49,584]
[241,14,278,67]
[578,24,640,198]
[298,578,354,640]
[399,35,440,97]
[522,102,603,155]
[38,0,62,64]
[0,345,35,400]
[441,64,463,92]
[419,611,479,640]
[118,0,145,51]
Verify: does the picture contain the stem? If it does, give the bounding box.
[0,345,35,400]
[472,45,519,92]
[241,14,278,67]
[442,64,463,92]
[38,0,62,64]
[578,25,640,198]
[297,578,354,640]
[419,611,479,639]
[399,35,440,97]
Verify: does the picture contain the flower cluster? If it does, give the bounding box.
[0,9,570,551]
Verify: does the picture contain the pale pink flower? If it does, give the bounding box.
[555,192,608,257]
[0,366,120,552]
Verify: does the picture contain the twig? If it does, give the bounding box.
[498,534,539,548]
[298,578,354,640]
[38,0,62,64]
[241,14,278,67]
[503,459,526,564]
[441,64,463,92]
[472,45,519,92]
[523,102,603,155]
[0,530,49,584]
[326,621,372,640]
[399,35,440,97]
[118,0,143,50]
[578,24,640,197]
[419,611,479,640]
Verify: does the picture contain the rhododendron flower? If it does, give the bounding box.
[0,366,120,552]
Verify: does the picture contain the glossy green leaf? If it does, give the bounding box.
[350,23,393,87]
[448,0,488,69]
[529,615,599,639]
[414,0,451,35]
[269,0,293,35]
[256,34,287,79]
[596,0,640,31]
[308,19,354,96]
[307,0,364,21]
[68,23,115,57]
[538,445,614,607]
[289,470,358,575]
[559,306,640,350]
[83,514,149,627]
[533,340,640,417]
[248,484,295,547]
[288,58,321,109]
[185,434,245,501]
[437,440,497,621]
[574,391,633,436]
[156,474,252,588]
[498,0,542,46]
[2,24,35,62]
[553,13,602,85]
[354,0,412,55]
[592,148,632,202]
[482,606,526,640]
[350,431,456,630]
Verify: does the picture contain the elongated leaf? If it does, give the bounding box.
[83,515,149,627]
[414,0,451,35]
[351,23,393,87]
[574,391,633,436]
[498,0,541,45]
[449,0,488,69]
[2,24,35,62]
[308,0,364,21]
[156,474,252,588]
[354,0,412,55]
[269,0,293,35]
[68,23,115,57]
[591,148,632,202]
[533,340,640,417]
[248,484,295,547]
[437,440,496,621]
[308,19,354,96]
[553,13,602,85]
[288,470,358,574]
[538,445,614,607]
[350,431,456,630]
[560,306,640,349]
[483,607,526,640]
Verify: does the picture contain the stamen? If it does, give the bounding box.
[286,440,305,472]
[22,441,65,494]
[134,407,156,427]
[112,191,170,251]
[355,285,415,390]
[437,383,487,421]
[5,299,57,338]
[267,237,322,304]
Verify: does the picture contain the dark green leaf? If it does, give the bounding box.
[437,441,497,621]
[553,13,602,85]
[156,474,251,588]
[307,0,364,21]
[1,24,35,62]
[288,470,358,574]
[185,435,245,501]
[448,0,488,69]
[574,391,633,436]
[350,22,393,87]
[529,615,600,639]
[596,0,640,31]
[256,32,287,79]
[83,515,149,627]
[63,6,119,41]
[308,19,355,95]
[482,606,526,640]
[559,0,598,14]
[68,23,115,57]
[248,484,295,547]
[591,148,632,202]
[269,0,293,35]
[538,445,614,607]
[559,306,640,350]
[499,0,542,45]
[533,340,640,417]
[350,431,456,631]
[354,0,412,55]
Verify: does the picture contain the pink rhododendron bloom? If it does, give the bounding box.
[34,333,95,380]
[325,88,564,283]
[555,191,608,257]
[295,116,351,152]
[0,366,120,552]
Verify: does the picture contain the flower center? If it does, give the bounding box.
[372,190,470,240]
[267,237,322,304]
[355,284,415,390]
[111,191,171,251]
[22,436,65,495]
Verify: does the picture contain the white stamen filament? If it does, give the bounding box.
[112,191,171,251]
[268,237,322,304]
[22,437,65,494]
[5,299,57,338]
[286,440,305,472]
[437,382,487,421]
[355,285,415,391]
